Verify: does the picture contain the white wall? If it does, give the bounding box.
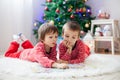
[0,0,33,53]
[86,0,120,21]
[32,0,45,44]
[0,0,45,53]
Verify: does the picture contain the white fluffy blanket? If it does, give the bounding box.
[0,54,120,80]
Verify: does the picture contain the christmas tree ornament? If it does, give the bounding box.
[84,0,88,2]
[33,21,42,30]
[79,8,83,13]
[33,0,95,39]
[76,9,79,13]
[63,1,66,4]
[49,20,54,25]
[47,0,52,2]
[85,23,89,28]
[98,13,106,19]
[88,22,91,26]
[87,9,91,13]
[83,14,86,17]
[70,14,75,18]
[44,7,48,11]
[63,6,66,9]
[80,30,85,35]
[97,9,110,19]
[70,6,73,8]
[82,7,86,12]
[56,8,60,13]
[33,22,38,27]
[68,8,72,12]
[105,13,110,19]
[44,18,46,20]
[56,17,60,22]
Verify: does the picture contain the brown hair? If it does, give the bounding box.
[38,22,58,41]
[62,21,81,36]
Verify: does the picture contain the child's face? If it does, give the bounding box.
[43,32,58,47]
[62,28,79,47]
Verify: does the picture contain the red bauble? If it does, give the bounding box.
[100,32,103,36]
[105,13,110,19]
[44,7,48,11]
[47,0,52,2]
[80,31,85,35]
[70,14,75,18]
[76,9,79,13]
[68,8,72,12]
[56,8,60,13]
[79,8,83,13]
[98,13,106,19]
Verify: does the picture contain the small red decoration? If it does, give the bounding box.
[98,10,110,19]
[56,8,60,13]
[44,7,48,11]
[80,30,85,35]
[47,0,52,2]
[79,8,83,13]
[68,8,72,12]
[76,9,79,13]
[70,14,75,18]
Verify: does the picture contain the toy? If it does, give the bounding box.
[98,10,110,19]
[103,25,112,36]
[95,27,103,36]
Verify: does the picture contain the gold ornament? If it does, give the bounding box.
[49,20,54,25]
[84,0,88,2]
[44,18,46,20]
[85,23,89,28]
[82,7,86,12]
[33,22,37,26]
[70,6,73,8]
[83,14,86,16]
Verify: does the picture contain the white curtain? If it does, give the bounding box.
[0,0,33,52]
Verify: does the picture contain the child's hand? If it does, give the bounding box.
[57,63,69,69]
[52,62,69,69]
[63,40,72,53]
[57,59,68,64]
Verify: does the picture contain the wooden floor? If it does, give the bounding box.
[95,51,120,55]
[94,48,120,55]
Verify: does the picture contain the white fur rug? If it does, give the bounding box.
[0,54,120,80]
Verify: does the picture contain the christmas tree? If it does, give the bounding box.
[33,0,95,39]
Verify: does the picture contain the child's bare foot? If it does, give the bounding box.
[19,33,28,41]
